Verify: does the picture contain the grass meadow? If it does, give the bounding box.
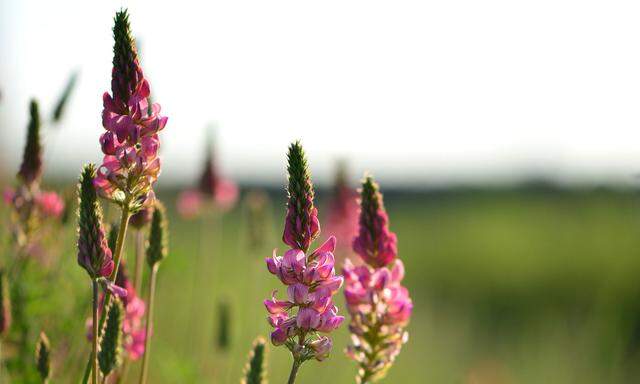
[4,185,640,383]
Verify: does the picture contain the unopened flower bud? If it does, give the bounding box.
[242,337,267,384]
[99,298,124,378]
[146,201,168,267]
[35,331,51,383]
[18,100,43,187]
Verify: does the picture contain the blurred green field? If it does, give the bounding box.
[4,186,640,383]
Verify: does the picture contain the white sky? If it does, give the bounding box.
[1,0,640,187]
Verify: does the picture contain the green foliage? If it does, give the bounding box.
[0,271,11,338]
[146,201,168,267]
[242,337,267,384]
[52,71,78,122]
[98,298,124,377]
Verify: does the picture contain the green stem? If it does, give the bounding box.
[92,279,99,384]
[286,358,302,384]
[81,205,131,384]
[139,264,158,384]
[133,230,144,294]
[115,358,130,384]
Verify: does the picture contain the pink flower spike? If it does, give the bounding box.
[263,142,344,370]
[35,191,64,218]
[343,175,412,381]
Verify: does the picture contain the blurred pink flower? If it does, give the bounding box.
[35,191,64,218]
[86,264,146,360]
[324,164,359,259]
[176,189,203,219]
[3,188,14,205]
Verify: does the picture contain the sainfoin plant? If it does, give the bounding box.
[79,8,167,383]
[264,142,345,383]
[343,176,412,383]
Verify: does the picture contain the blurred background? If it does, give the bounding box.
[2,0,640,383]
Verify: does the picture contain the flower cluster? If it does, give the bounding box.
[325,162,359,260]
[344,176,412,383]
[4,100,65,246]
[265,237,344,358]
[87,264,146,360]
[352,176,398,268]
[94,10,167,210]
[264,142,344,364]
[4,188,64,221]
[177,140,238,218]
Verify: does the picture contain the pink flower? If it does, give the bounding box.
[35,191,64,218]
[309,336,332,361]
[264,142,344,366]
[95,15,167,207]
[176,189,202,219]
[176,139,239,217]
[3,188,15,205]
[324,165,359,260]
[213,178,239,211]
[343,176,412,380]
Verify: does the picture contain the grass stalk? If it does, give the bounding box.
[138,264,158,384]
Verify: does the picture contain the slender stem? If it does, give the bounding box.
[115,358,130,384]
[286,358,302,384]
[133,230,144,294]
[82,205,131,384]
[139,264,158,384]
[92,279,99,384]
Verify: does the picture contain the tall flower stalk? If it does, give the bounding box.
[139,201,168,384]
[81,8,167,384]
[325,161,359,262]
[176,134,238,219]
[129,207,153,293]
[241,337,267,384]
[0,271,10,381]
[4,100,65,249]
[3,99,64,380]
[76,165,116,384]
[344,176,413,383]
[35,331,51,384]
[264,142,344,384]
